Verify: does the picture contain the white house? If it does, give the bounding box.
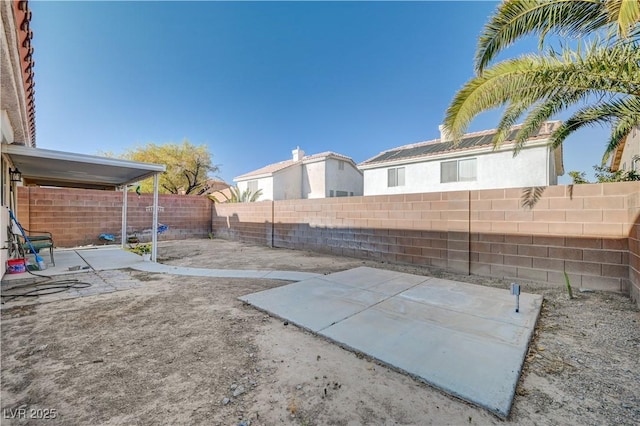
[359,122,564,196]
[234,148,363,201]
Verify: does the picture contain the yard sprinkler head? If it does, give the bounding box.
[510,283,521,313]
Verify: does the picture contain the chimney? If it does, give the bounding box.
[543,121,557,134]
[439,124,452,142]
[292,146,305,161]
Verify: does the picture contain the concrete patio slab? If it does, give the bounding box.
[239,266,542,418]
[0,268,144,309]
[1,249,91,281]
[241,278,390,331]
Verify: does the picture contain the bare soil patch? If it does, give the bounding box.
[2,238,639,425]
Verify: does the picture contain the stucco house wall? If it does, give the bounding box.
[325,157,364,197]
[234,149,362,201]
[360,122,563,196]
[363,142,554,196]
[612,127,640,173]
[302,160,326,199]
[273,164,303,200]
[237,176,274,201]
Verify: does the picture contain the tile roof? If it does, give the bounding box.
[14,0,36,144]
[303,151,355,163]
[235,159,298,180]
[360,121,561,166]
[234,151,357,180]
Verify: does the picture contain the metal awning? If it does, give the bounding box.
[1,143,166,262]
[1,144,165,189]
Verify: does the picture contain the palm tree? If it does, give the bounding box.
[444,0,640,163]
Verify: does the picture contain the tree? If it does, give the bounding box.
[208,186,263,203]
[568,165,640,183]
[593,164,640,182]
[444,0,640,163]
[568,170,589,184]
[122,140,219,195]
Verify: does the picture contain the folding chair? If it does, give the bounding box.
[11,222,55,266]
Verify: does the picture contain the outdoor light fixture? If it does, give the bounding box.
[9,168,22,182]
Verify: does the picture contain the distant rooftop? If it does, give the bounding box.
[235,150,357,180]
[360,121,561,166]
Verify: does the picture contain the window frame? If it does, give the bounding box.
[387,167,405,187]
[440,158,477,183]
[247,180,258,193]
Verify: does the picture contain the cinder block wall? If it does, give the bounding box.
[16,186,212,247]
[629,190,640,302]
[212,182,639,300]
[271,193,471,274]
[468,184,633,293]
[212,200,273,246]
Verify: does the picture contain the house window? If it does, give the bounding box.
[338,160,345,171]
[247,180,258,193]
[387,167,405,187]
[441,158,477,183]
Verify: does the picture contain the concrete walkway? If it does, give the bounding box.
[77,246,321,282]
[1,247,321,308]
[240,266,543,418]
[1,246,321,283]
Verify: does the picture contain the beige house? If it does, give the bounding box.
[609,126,640,174]
[234,148,363,201]
[1,0,36,273]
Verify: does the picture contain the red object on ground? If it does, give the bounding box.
[7,258,26,274]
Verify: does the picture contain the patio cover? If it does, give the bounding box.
[1,143,166,261]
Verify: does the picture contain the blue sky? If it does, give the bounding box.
[30,1,606,185]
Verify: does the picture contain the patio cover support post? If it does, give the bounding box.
[151,174,159,262]
[121,185,128,250]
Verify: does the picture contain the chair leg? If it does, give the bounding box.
[49,246,55,266]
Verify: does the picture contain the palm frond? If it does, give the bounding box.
[476,0,611,72]
[445,42,640,144]
[601,97,640,162]
[447,0,640,163]
[510,89,590,154]
[546,96,640,163]
[492,101,531,149]
[607,0,640,38]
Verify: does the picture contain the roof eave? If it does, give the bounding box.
[2,143,165,189]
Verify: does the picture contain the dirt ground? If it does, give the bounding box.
[1,238,639,425]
